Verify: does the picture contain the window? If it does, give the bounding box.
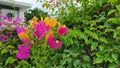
[7,12,14,18]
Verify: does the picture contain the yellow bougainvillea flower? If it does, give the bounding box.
[44,17,50,26]
[50,18,57,27]
[29,16,38,28]
[18,32,30,40]
[44,2,49,8]
[44,17,57,27]
[45,30,53,41]
[32,16,38,22]
[29,20,38,28]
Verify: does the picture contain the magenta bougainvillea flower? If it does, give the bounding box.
[47,34,62,49]
[57,25,68,36]
[0,34,8,41]
[16,44,30,59]
[17,26,26,34]
[33,21,47,39]
[21,38,31,45]
[0,22,4,26]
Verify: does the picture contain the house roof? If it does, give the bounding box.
[0,0,32,9]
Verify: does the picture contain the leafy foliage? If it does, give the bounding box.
[24,8,48,21]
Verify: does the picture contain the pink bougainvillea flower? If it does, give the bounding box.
[1,15,8,20]
[16,44,30,59]
[57,24,68,36]
[13,19,18,24]
[56,0,60,6]
[0,34,8,41]
[33,21,47,39]
[8,17,13,23]
[47,34,62,49]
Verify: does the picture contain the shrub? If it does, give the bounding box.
[39,0,120,68]
[24,8,48,21]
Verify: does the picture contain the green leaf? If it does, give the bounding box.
[97,25,104,29]
[106,18,117,23]
[107,57,113,63]
[73,60,80,67]
[105,29,114,33]
[107,9,116,16]
[108,64,116,68]
[1,49,8,55]
[96,0,103,7]
[85,30,98,40]
[108,0,116,5]
[116,26,120,30]
[113,31,119,38]
[71,53,79,57]
[99,45,104,51]
[10,59,17,64]
[7,45,14,49]
[100,37,108,43]
[82,55,90,61]
[0,42,2,46]
[5,57,11,65]
[91,42,98,51]
[94,57,103,64]
[116,5,120,12]
[79,31,88,44]
[112,53,118,60]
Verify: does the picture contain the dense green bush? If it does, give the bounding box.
[36,0,120,68]
[24,8,48,21]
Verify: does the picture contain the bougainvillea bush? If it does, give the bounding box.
[0,15,69,68]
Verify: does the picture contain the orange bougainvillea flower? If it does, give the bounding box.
[50,18,57,27]
[17,26,30,41]
[45,30,53,41]
[44,17,57,27]
[18,32,30,40]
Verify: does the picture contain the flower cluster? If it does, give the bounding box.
[16,44,30,59]
[0,15,25,31]
[16,16,68,59]
[16,26,31,59]
[0,15,25,42]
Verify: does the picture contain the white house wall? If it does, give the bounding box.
[1,8,18,18]
[19,8,28,18]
